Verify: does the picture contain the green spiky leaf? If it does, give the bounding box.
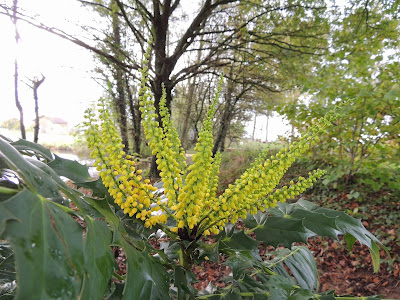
[245,199,387,272]
[11,139,53,162]
[47,154,91,183]
[112,231,171,300]
[268,246,318,291]
[0,189,85,300]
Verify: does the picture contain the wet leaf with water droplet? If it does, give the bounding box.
[0,189,84,300]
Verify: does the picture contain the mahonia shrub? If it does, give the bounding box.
[83,48,341,242]
[0,50,389,299]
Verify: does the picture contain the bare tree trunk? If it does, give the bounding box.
[149,16,169,178]
[213,112,229,155]
[112,8,129,151]
[290,90,297,143]
[213,105,231,155]
[13,0,26,139]
[265,113,269,143]
[14,61,25,139]
[125,76,141,155]
[213,76,235,156]
[115,69,129,151]
[219,125,229,153]
[149,9,170,177]
[132,103,141,154]
[180,77,196,149]
[180,40,204,149]
[291,123,295,143]
[32,75,45,143]
[191,81,210,146]
[252,113,257,141]
[213,62,249,156]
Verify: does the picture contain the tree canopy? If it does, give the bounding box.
[1,0,399,179]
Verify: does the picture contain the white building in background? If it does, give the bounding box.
[39,116,69,134]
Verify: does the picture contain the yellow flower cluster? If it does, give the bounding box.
[173,77,223,231]
[204,104,342,234]
[196,134,327,235]
[264,169,326,206]
[159,84,187,174]
[138,53,185,210]
[83,99,168,228]
[84,43,341,240]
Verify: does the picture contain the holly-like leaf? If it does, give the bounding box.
[11,139,53,162]
[313,207,385,272]
[107,282,125,300]
[223,290,242,300]
[0,189,85,300]
[224,251,256,280]
[161,240,181,261]
[84,196,121,230]
[267,276,315,300]
[0,137,63,200]
[245,199,387,272]
[0,188,122,300]
[173,265,197,299]
[47,154,91,183]
[80,217,115,300]
[75,178,109,198]
[245,215,311,248]
[112,231,171,300]
[219,224,260,258]
[197,240,220,262]
[268,246,318,291]
[0,138,106,217]
[269,200,339,239]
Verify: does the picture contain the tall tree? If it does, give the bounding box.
[2,0,330,176]
[111,2,130,151]
[12,0,26,139]
[179,76,198,149]
[212,64,252,155]
[173,73,217,148]
[30,75,45,143]
[125,79,142,154]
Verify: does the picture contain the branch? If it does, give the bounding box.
[0,6,135,72]
[169,0,238,70]
[170,0,180,17]
[129,0,153,21]
[114,0,148,53]
[78,0,113,13]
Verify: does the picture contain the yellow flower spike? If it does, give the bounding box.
[84,43,336,238]
[139,65,186,210]
[83,98,160,227]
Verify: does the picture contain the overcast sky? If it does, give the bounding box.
[0,0,102,127]
[0,0,290,141]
